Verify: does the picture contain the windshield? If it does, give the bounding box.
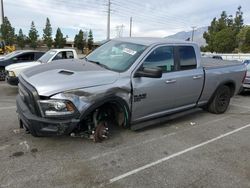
[38,50,57,63]
[86,40,147,72]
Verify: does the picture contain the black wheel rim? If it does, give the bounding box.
[217,91,230,111]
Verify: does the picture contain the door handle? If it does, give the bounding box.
[193,75,202,80]
[165,79,176,84]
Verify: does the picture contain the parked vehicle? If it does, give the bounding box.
[211,55,223,60]
[5,49,78,85]
[242,59,250,91]
[16,38,246,142]
[0,50,44,81]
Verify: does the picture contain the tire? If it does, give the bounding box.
[0,67,5,81]
[208,85,231,114]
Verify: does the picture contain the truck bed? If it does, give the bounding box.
[201,57,241,69]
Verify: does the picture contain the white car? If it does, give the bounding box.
[5,49,78,85]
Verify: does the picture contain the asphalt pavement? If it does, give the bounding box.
[0,82,250,188]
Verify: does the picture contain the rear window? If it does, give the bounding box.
[178,46,197,70]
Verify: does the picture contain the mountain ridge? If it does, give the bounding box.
[165,26,208,46]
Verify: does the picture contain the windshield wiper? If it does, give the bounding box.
[84,57,111,70]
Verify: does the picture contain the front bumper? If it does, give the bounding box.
[6,75,19,86]
[16,95,80,136]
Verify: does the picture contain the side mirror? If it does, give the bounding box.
[134,67,162,78]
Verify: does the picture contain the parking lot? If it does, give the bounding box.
[0,82,250,188]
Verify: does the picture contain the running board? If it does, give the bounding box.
[130,108,201,131]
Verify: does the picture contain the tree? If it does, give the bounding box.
[54,28,66,48]
[213,28,237,53]
[203,7,244,53]
[74,30,86,53]
[87,30,94,50]
[234,6,244,33]
[0,17,15,45]
[28,21,39,49]
[239,27,250,52]
[16,29,25,49]
[43,18,53,49]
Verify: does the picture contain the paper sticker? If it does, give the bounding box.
[123,48,137,56]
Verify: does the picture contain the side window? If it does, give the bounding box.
[16,53,34,61]
[66,51,74,59]
[53,52,64,60]
[143,46,175,73]
[178,46,197,70]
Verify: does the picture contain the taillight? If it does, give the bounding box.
[242,71,247,83]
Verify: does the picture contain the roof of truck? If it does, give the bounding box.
[114,37,196,46]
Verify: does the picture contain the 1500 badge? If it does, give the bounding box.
[134,93,147,102]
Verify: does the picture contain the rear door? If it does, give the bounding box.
[173,46,204,108]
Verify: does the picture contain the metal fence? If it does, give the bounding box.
[202,52,250,61]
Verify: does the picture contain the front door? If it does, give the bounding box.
[131,45,179,122]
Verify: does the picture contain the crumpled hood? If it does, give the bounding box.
[20,59,120,96]
[5,61,40,71]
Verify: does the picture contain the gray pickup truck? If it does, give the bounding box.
[16,38,246,142]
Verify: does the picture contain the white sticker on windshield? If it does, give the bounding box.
[123,48,137,56]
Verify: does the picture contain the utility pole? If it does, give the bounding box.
[191,26,196,41]
[129,17,133,37]
[106,0,111,40]
[116,24,125,38]
[0,0,4,25]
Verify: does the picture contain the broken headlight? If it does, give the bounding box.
[39,100,76,117]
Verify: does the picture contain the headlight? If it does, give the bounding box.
[39,100,76,117]
[8,71,15,77]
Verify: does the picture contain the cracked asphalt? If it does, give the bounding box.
[0,82,250,188]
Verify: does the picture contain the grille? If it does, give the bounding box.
[18,77,40,116]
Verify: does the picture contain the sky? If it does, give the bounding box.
[3,0,250,42]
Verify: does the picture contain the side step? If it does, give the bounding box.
[130,108,201,131]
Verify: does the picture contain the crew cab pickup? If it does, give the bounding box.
[5,49,78,85]
[16,38,246,142]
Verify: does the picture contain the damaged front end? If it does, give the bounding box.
[17,77,131,142]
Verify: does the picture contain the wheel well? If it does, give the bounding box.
[80,98,130,131]
[97,101,130,128]
[224,82,235,97]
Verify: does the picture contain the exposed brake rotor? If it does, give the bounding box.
[93,121,109,142]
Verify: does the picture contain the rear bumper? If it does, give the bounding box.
[243,77,250,89]
[16,95,80,136]
[6,76,19,86]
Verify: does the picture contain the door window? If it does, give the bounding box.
[178,46,197,70]
[143,46,175,73]
[66,51,74,59]
[15,53,34,62]
[53,51,74,61]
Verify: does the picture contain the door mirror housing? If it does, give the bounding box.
[134,67,162,78]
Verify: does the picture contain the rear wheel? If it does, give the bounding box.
[208,85,231,114]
